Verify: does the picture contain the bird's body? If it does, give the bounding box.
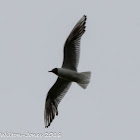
[44,15,91,128]
[56,68,81,82]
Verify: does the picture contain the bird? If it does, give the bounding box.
[44,15,91,128]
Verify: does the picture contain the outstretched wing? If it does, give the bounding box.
[44,78,71,128]
[62,15,87,71]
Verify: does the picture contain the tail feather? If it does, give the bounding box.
[77,71,91,89]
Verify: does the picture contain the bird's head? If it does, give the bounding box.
[48,68,58,74]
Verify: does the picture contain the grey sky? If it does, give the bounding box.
[0,0,140,139]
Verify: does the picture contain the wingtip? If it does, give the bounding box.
[56,110,58,116]
[83,15,87,19]
[45,124,50,128]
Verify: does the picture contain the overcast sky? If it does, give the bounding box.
[0,0,140,140]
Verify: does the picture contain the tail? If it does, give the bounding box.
[77,71,91,89]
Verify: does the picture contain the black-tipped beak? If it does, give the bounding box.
[48,70,52,72]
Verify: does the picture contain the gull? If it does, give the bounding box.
[44,15,91,128]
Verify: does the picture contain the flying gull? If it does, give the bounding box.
[44,15,91,128]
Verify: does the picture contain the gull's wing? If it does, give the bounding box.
[62,15,87,71]
[44,78,72,128]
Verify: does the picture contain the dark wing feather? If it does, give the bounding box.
[44,78,71,128]
[62,15,87,71]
